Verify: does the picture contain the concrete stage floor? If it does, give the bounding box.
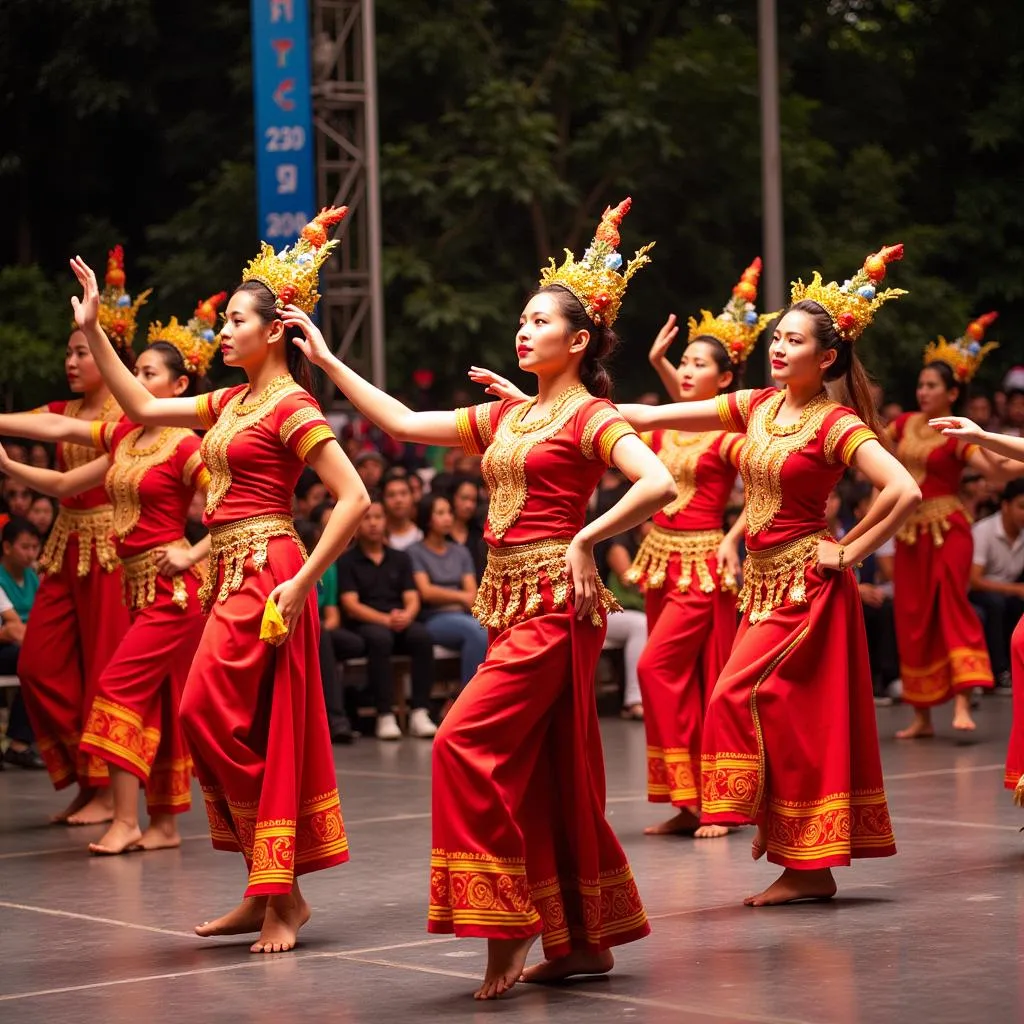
[1,701,1022,1024]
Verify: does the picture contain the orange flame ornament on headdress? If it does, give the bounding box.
[242,206,349,314]
[790,243,907,343]
[538,197,654,327]
[923,311,998,383]
[148,291,227,377]
[97,245,152,354]
[687,257,777,365]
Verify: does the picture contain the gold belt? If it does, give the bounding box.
[200,514,306,611]
[474,538,620,631]
[39,506,119,577]
[739,530,829,624]
[121,539,203,612]
[624,525,734,594]
[896,495,966,547]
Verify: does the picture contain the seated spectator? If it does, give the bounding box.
[970,479,1024,690]
[409,494,487,692]
[338,500,436,740]
[294,467,330,519]
[2,478,34,518]
[1004,389,1024,438]
[445,476,486,580]
[26,495,56,543]
[381,469,423,551]
[354,450,387,492]
[881,401,904,427]
[1,439,28,465]
[28,442,52,470]
[407,470,424,506]
[0,518,44,769]
[967,394,998,432]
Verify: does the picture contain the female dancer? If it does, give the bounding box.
[891,316,1002,738]
[610,246,920,904]
[926,412,1024,806]
[0,246,146,823]
[625,259,771,837]
[0,297,225,854]
[68,206,369,954]
[287,199,674,998]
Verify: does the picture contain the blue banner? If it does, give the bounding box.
[251,0,316,244]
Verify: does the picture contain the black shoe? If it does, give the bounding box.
[329,716,358,745]
[3,745,46,770]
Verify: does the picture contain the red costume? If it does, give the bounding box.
[19,397,131,789]
[428,386,650,959]
[179,374,345,896]
[700,388,896,869]
[76,422,209,815]
[1006,619,1024,801]
[627,429,742,808]
[889,411,993,706]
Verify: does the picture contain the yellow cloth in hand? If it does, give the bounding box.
[260,597,289,646]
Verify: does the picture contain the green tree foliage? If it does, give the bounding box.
[0,0,1020,404]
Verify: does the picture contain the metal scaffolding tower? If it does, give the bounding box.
[311,0,385,387]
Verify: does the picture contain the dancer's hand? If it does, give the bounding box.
[565,535,599,622]
[928,415,984,441]
[816,539,845,572]
[154,544,195,576]
[467,367,530,402]
[648,314,679,365]
[280,304,333,367]
[268,577,311,635]
[69,256,100,330]
[716,534,740,588]
[0,444,12,473]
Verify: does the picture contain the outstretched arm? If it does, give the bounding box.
[616,399,726,433]
[0,445,108,499]
[284,305,462,446]
[930,416,1024,463]
[648,314,684,402]
[0,411,96,446]
[70,257,203,428]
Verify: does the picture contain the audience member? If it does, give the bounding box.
[1003,389,1024,437]
[409,494,487,692]
[26,496,56,542]
[445,476,486,580]
[381,470,423,551]
[354,450,386,492]
[294,467,330,519]
[338,500,436,740]
[1,440,28,465]
[2,478,34,518]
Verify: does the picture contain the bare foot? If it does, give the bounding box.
[521,948,614,985]
[694,824,732,839]
[195,896,268,937]
[51,787,93,824]
[895,711,935,740]
[751,823,767,860]
[952,700,977,732]
[474,936,538,1000]
[88,819,143,856]
[644,808,700,836]
[250,890,311,954]
[66,790,114,826]
[744,868,837,907]
[133,819,182,851]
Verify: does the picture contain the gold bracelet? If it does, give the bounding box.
[838,545,846,572]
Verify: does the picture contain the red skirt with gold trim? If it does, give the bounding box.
[79,571,204,815]
[1005,618,1024,798]
[894,512,993,706]
[428,581,649,958]
[18,534,130,790]
[639,552,737,808]
[179,536,347,897]
[701,565,896,869]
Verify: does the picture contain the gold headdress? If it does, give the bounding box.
[923,311,998,384]
[98,245,152,354]
[538,197,654,326]
[241,206,349,314]
[790,243,906,343]
[687,257,776,365]
[148,292,227,377]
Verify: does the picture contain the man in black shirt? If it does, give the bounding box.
[338,500,436,740]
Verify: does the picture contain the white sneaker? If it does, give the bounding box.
[408,708,437,739]
[376,713,402,741]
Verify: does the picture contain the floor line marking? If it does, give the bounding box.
[890,815,1021,833]
[335,769,432,782]
[882,762,1004,781]
[0,901,195,939]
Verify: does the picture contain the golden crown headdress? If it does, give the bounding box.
[241,206,348,315]
[687,257,777,365]
[923,311,998,383]
[97,245,152,354]
[538,197,654,327]
[148,292,227,377]
[790,243,906,343]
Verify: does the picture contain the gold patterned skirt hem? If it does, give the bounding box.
[740,531,830,624]
[895,495,966,547]
[199,514,306,611]
[39,506,119,577]
[624,526,733,594]
[473,538,620,631]
[121,539,204,612]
